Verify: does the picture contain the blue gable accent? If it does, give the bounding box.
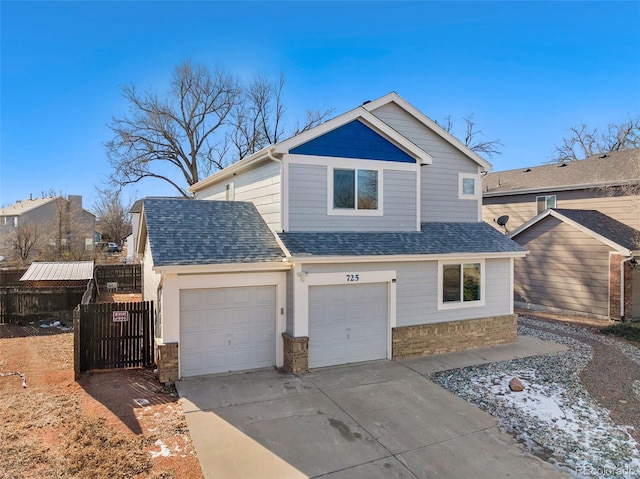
[290,120,416,163]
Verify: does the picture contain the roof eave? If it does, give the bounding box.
[484,179,639,197]
[189,146,277,194]
[154,261,290,274]
[284,251,526,264]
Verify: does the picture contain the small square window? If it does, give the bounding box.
[459,174,479,199]
[536,195,556,214]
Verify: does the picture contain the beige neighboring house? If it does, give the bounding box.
[482,148,640,233]
[482,149,640,320]
[0,195,96,262]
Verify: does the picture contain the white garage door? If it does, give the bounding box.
[180,286,276,377]
[309,282,388,368]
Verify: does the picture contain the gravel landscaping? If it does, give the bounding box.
[431,316,640,479]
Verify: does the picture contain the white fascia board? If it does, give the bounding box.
[286,251,526,264]
[510,209,633,256]
[136,205,148,257]
[154,261,291,275]
[273,107,433,165]
[363,92,492,172]
[188,146,278,194]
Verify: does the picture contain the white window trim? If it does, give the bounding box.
[437,259,485,310]
[458,173,480,200]
[327,165,384,216]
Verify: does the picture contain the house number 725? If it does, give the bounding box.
[346,274,360,282]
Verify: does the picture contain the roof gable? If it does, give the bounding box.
[510,208,640,254]
[275,106,432,165]
[362,92,492,171]
[290,119,415,163]
[142,198,285,267]
[484,149,640,196]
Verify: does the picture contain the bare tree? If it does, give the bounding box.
[107,62,332,197]
[41,196,93,261]
[438,114,503,158]
[11,222,43,264]
[93,187,132,243]
[551,117,640,162]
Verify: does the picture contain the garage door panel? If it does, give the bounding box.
[309,283,388,368]
[180,286,276,377]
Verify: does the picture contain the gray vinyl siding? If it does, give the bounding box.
[371,102,481,223]
[512,217,612,318]
[301,258,512,326]
[286,269,294,334]
[196,160,282,231]
[483,188,640,232]
[287,163,417,232]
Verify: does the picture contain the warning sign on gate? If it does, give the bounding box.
[112,311,129,322]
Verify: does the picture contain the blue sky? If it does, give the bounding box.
[2,1,639,210]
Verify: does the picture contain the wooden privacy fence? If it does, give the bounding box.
[1,287,85,324]
[76,301,154,374]
[94,264,141,292]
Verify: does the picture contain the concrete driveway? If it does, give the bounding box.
[177,337,570,479]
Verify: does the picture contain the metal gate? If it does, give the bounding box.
[78,301,154,372]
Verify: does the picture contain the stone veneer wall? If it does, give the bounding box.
[282,333,309,374]
[155,340,178,384]
[392,314,518,359]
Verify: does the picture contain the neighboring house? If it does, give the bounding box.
[0,195,96,262]
[510,209,640,321]
[137,92,526,382]
[482,149,640,321]
[482,148,640,233]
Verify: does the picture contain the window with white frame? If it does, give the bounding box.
[85,238,94,251]
[333,168,378,211]
[439,261,484,308]
[225,181,235,200]
[536,195,556,214]
[458,173,479,200]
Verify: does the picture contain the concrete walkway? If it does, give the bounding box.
[176,336,570,479]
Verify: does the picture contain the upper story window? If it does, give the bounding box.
[3,216,18,227]
[458,173,480,200]
[225,181,235,201]
[438,260,485,309]
[536,195,556,214]
[333,168,379,212]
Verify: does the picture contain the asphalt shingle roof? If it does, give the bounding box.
[142,198,285,267]
[278,222,524,257]
[551,209,640,251]
[483,149,640,196]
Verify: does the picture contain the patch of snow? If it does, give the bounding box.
[150,439,172,458]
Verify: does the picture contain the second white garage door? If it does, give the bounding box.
[180,286,276,377]
[309,282,388,368]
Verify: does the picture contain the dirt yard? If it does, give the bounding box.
[0,323,204,479]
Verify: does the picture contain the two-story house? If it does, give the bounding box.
[137,93,525,383]
[0,195,96,263]
[482,149,640,321]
